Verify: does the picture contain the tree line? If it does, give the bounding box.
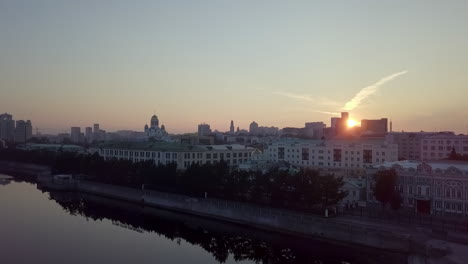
[0,148,347,212]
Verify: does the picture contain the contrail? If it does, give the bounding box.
[313,110,341,116]
[273,91,314,102]
[342,71,408,111]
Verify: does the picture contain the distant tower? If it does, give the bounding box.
[390,119,393,132]
[230,120,234,133]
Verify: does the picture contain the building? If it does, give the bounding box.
[93,141,256,170]
[420,133,468,160]
[229,120,235,134]
[330,112,349,137]
[264,138,398,170]
[14,120,32,143]
[0,113,15,141]
[385,132,443,160]
[361,118,388,134]
[367,160,468,216]
[304,122,326,139]
[17,143,85,153]
[70,127,82,143]
[85,127,93,142]
[249,121,259,134]
[198,123,212,137]
[144,115,170,141]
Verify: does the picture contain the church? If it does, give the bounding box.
[144,115,170,141]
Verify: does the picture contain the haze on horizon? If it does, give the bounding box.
[1,0,467,135]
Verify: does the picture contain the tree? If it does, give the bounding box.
[320,173,346,208]
[390,191,402,210]
[374,169,398,209]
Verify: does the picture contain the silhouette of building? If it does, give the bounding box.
[85,127,93,142]
[198,123,212,137]
[14,120,32,143]
[249,121,259,134]
[0,113,15,141]
[229,120,235,134]
[361,118,388,133]
[70,127,82,143]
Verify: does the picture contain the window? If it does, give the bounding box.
[302,148,309,160]
[206,153,211,159]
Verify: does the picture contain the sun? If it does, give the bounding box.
[347,119,358,128]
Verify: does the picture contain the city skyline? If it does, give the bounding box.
[1,1,468,134]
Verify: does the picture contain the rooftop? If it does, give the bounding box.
[97,141,255,152]
[379,160,468,172]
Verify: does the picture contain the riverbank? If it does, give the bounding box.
[2,161,467,263]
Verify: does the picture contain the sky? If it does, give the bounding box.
[1,0,467,134]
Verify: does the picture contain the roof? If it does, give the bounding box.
[378,160,468,172]
[269,138,391,146]
[97,141,256,152]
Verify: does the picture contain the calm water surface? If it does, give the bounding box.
[0,174,407,264]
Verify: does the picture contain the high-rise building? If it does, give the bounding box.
[361,118,388,133]
[0,113,15,141]
[93,124,100,133]
[85,127,93,142]
[198,123,212,137]
[14,120,32,143]
[71,127,81,143]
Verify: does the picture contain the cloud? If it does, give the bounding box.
[342,71,408,111]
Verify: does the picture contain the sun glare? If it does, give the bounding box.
[347,119,358,128]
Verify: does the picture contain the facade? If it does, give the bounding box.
[198,123,212,137]
[144,115,170,141]
[385,132,445,160]
[0,113,15,141]
[94,142,256,170]
[367,161,468,216]
[420,133,468,160]
[14,120,32,143]
[304,122,326,139]
[361,118,388,133]
[264,138,398,170]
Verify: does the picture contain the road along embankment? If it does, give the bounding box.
[77,181,419,254]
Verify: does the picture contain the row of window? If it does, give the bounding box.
[102,149,251,160]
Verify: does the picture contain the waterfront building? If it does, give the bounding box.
[367,160,468,216]
[264,138,398,170]
[0,113,15,141]
[14,120,32,143]
[93,141,256,170]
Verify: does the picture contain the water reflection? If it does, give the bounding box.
[41,185,406,264]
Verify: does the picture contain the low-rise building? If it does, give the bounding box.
[93,142,256,170]
[264,138,398,171]
[421,133,468,160]
[367,160,468,216]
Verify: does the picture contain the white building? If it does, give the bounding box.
[93,142,256,170]
[144,115,170,141]
[367,160,468,216]
[420,133,468,160]
[264,138,398,170]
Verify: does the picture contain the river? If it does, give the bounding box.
[0,174,407,264]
